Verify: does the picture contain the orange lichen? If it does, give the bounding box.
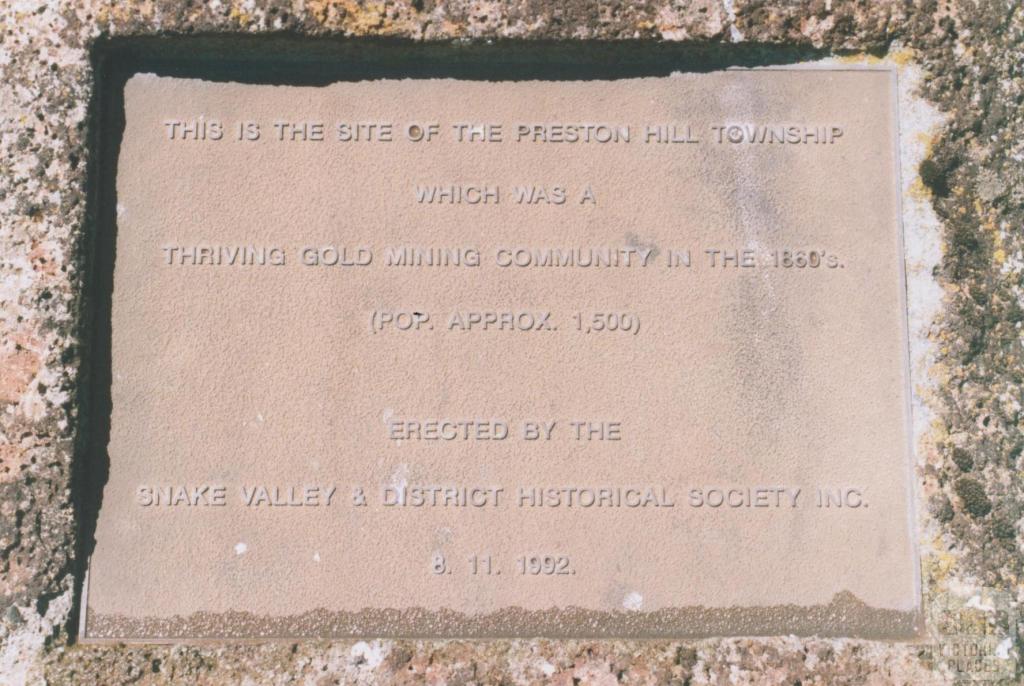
[0,346,40,405]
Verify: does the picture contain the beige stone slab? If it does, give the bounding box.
[83,69,919,640]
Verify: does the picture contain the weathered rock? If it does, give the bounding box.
[0,0,1020,683]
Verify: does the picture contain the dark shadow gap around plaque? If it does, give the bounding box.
[71,36,850,643]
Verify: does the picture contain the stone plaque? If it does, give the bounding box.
[82,69,919,641]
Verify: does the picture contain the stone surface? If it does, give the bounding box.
[0,0,1021,684]
[86,68,921,638]
[83,69,918,641]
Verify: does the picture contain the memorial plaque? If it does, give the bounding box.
[82,69,919,641]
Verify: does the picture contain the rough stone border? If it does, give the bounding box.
[0,2,1020,684]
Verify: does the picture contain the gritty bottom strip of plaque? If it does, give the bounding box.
[82,592,921,642]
